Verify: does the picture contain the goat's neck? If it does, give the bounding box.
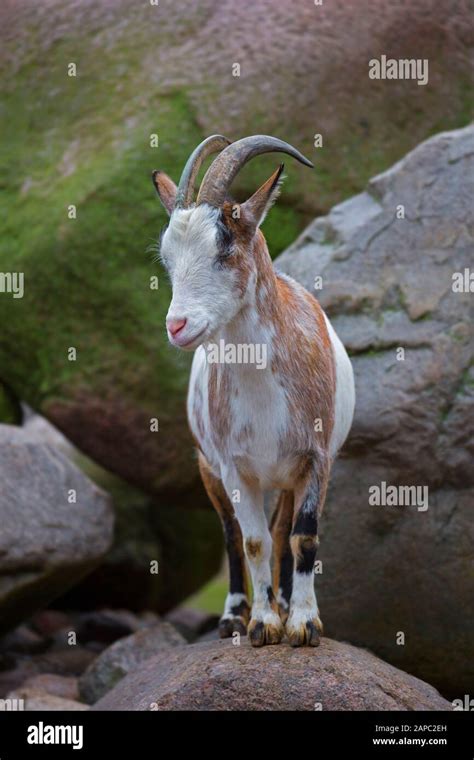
[216,234,281,359]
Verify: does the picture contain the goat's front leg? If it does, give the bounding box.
[223,471,283,647]
[286,467,326,647]
[198,453,250,637]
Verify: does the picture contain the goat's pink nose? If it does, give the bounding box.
[167,317,187,337]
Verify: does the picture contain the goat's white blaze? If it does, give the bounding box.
[163,206,242,349]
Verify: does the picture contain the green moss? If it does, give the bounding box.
[184,574,228,615]
[0,383,22,424]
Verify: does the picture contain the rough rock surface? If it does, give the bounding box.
[0,424,114,634]
[92,638,450,711]
[79,622,186,704]
[276,125,474,698]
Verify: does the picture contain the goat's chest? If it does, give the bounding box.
[188,348,294,487]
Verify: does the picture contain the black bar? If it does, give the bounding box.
[0,710,472,757]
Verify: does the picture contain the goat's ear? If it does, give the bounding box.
[240,164,285,230]
[152,170,178,216]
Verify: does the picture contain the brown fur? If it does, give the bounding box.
[207,362,232,446]
[245,538,263,560]
[271,490,294,608]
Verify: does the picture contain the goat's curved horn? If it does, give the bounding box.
[175,135,231,208]
[196,135,313,207]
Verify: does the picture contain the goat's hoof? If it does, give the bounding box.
[218,616,248,638]
[286,615,323,647]
[248,616,284,647]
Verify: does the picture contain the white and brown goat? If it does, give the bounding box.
[152,135,355,647]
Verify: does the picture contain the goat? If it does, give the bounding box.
[152,135,355,647]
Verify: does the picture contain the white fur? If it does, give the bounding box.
[162,206,242,350]
[221,592,248,620]
[324,314,355,458]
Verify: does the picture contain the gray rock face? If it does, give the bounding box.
[276,125,474,699]
[79,622,186,704]
[92,638,450,711]
[0,425,114,634]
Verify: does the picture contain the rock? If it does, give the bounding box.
[0,425,114,635]
[92,638,450,711]
[0,651,93,699]
[196,628,220,644]
[4,688,88,711]
[19,674,79,701]
[79,622,186,704]
[165,608,220,642]
[0,0,471,502]
[22,405,75,455]
[276,125,474,698]
[19,415,223,614]
[46,608,153,652]
[0,664,38,699]
[31,647,97,678]
[0,625,48,655]
[31,609,74,637]
[73,609,144,645]
[139,611,161,626]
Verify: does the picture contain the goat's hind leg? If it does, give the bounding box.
[271,490,294,625]
[286,467,326,647]
[198,453,250,637]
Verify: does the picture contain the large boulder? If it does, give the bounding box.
[0,424,114,634]
[79,622,186,704]
[0,0,471,501]
[276,125,474,699]
[92,638,450,711]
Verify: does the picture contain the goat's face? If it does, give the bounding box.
[153,135,313,350]
[160,205,255,350]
